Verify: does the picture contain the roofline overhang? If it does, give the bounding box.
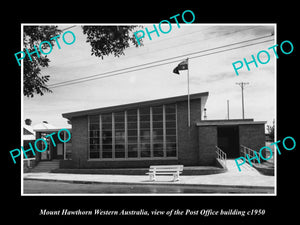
[196,119,267,127]
[34,128,72,133]
[62,92,209,119]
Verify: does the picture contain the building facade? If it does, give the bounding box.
[61,92,266,169]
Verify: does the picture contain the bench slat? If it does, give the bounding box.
[146,172,182,174]
[149,169,182,172]
[150,165,183,168]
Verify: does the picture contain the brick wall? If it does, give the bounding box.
[197,126,218,166]
[239,124,266,152]
[70,115,88,168]
[177,98,202,166]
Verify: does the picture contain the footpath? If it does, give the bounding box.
[23,160,275,192]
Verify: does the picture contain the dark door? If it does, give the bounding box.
[217,126,240,158]
[51,143,64,159]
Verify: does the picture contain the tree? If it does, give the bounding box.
[82,26,141,59]
[266,119,275,141]
[23,25,142,97]
[23,26,61,97]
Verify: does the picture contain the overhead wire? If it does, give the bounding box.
[51,26,259,68]
[47,34,274,88]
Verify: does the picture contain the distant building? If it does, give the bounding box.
[60,92,266,169]
[23,120,36,158]
[29,121,72,162]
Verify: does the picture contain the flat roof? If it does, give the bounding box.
[62,92,209,119]
[196,119,266,126]
[34,128,72,133]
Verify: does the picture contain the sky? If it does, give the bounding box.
[23,24,276,130]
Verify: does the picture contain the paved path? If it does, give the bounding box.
[226,159,260,174]
[23,161,275,194]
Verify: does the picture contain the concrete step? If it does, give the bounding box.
[31,160,60,173]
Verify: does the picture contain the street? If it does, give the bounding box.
[23,180,274,194]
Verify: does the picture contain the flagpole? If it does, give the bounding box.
[187,58,190,127]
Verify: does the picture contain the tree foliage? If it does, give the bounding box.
[23,26,61,97]
[23,25,142,97]
[82,26,141,59]
[266,119,275,141]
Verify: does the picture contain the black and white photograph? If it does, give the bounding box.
[4,5,298,224]
[21,23,276,195]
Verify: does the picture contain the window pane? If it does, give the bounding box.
[113,111,125,158]
[153,141,164,157]
[165,114,176,121]
[102,147,112,158]
[153,114,163,121]
[139,107,150,115]
[166,128,176,135]
[140,127,150,157]
[140,122,150,129]
[127,109,137,126]
[140,114,150,121]
[128,122,137,130]
[90,145,100,158]
[165,104,176,113]
[102,123,112,130]
[102,116,113,159]
[164,104,177,158]
[102,131,112,139]
[102,114,112,123]
[166,149,176,157]
[141,130,150,140]
[90,138,99,144]
[166,143,176,149]
[127,109,137,116]
[153,121,163,128]
[115,122,125,130]
[89,115,99,123]
[115,144,125,158]
[166,121,176,128]
[89,123,99,130]
[152,105,163,114]
[166,135,176,143]
[140,143,150,157]
[89,115,100,158]
[89,130,100,137]
[114,112,124,122]
[128,136,138,144]
[128,129,137,137]
[128,144,138,158]
[153,135,163,142]
[115,131,125,143]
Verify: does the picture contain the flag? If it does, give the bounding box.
[173,59,188,74]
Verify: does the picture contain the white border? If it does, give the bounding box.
[21,23,277,197]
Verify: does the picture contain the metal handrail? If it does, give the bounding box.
[23,157,36,168]
[240,145,260,164]
[216,146,227,169]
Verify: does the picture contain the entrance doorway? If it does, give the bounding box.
[217,126,240,158]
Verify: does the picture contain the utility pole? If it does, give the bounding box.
[227,100,230,120]
[236,82,249,119]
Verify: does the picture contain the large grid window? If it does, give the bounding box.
[89,115,100,159]
[88,104,177,159]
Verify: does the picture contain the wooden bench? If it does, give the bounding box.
[147,165,184,181]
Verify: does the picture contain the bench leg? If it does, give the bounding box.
[150,173,156,181]
[173,173,180,182]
